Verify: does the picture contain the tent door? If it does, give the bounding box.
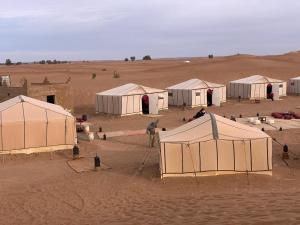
[207,89,213,106]
[142,95,149,114]
[149,94,159,114]
[212,89,221,106]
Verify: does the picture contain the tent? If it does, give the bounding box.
[288,76,300,94]
[0,95,76,154]
[228,75,287,99]
[96,83,168,116]
[166,79,226,107]
[159,113,272,178]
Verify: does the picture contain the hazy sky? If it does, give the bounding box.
[0,0,300,61]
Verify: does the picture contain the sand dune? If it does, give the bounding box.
[0,53,299,224]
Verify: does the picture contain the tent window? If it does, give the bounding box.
[291,82,294,86]
[196,92,201,96]
[158,96,164,99]
[168,92,173,97]
[279,84,283,88]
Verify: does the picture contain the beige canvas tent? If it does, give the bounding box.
[228,75,287,99]
[96,83,168,116]
[166,79,226,107]
[288,76,300,94]
[0,95,76,154]
[159,113,272,178]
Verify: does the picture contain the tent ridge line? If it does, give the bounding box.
[208,113,219,140]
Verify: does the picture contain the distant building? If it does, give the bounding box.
[0,76,73,111]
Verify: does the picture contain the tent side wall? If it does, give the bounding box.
[96,95,122,115]
[160,138,272,178]
[288,79,300,94]
[168,89,192,106]
[228,83,251,99]
[121,95,142,116]
[0,104,76,154]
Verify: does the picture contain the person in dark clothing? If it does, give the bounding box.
[193,108,206,119]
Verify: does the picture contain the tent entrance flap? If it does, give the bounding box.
[212,89,221,106]
[272,84,280,100]
[149,94,159,115]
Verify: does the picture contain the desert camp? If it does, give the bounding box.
[167,79,226,107]
[1,1,300,224]
[95,83,168,116]
[228,75,287,100]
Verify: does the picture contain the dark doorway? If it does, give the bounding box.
[142,95,149,114]
[47,95,55,104]
[267,84,273,99]
[207,89,213,106]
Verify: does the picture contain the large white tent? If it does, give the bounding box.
[96,83,168,116]
[0,95,76,154]
[159,113,272,178]
[288,76,300,94]
[228,75,287,99]
[166,79,226,107]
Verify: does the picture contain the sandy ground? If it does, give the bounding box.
[0,53,300,224]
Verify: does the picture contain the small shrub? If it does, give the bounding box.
[5,59,12,66]
[208,54,214,59]
[16,62,22,65]
[113,71,120,78]
[102,68,107,71]
[92,73,97,79]
[124,58,129,62]
[143,55,152,60]
[130,56,136,61]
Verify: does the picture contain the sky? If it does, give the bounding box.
[0,0,300,62]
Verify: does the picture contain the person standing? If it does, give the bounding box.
[146,119,159,147]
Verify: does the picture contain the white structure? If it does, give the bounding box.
[228,75,287,99]
[166,79,226,107]
[96,83,168,116]
[159,113,272,178]
[288,76,300,94]
[0,95,76,154]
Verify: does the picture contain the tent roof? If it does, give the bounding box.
[290,76,300,80]
[0,95,73,117]
[230,75,284,84]
[97,83,166,96]
[159,113,269,144]
[167,79,224,90]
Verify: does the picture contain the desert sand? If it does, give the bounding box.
[0,53,300,225]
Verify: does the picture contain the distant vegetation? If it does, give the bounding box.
[130,56,136,61]
[124,58,129,62]
[2,59,70,66]
[208,54,214,59]
[5,59,12,66]
[34,60,69,64]
[143,55,152,60]
[113,71,120,78]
